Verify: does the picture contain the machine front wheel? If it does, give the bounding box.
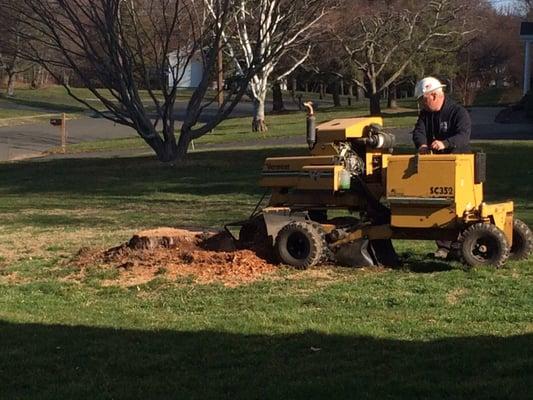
[460,223,510,268]
[274,221,326,268]
[510,219,533,260]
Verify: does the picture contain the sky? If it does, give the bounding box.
[489,0,521,12]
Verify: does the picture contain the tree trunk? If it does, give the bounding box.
[252,97,267,132]
[139,128,181,163]
[319,83,324,100]
[369,92,381,115]
[347,85,353,106]
[291,77,297,96]
[41,68,51,86]
[30,66,39,89]
[333,79,341,107]
[387,84,398,109]
[32,65,47,88]
[356,86,364,102]
[6,73,16,97]
[62,69,71,86]
[272,81,285,112]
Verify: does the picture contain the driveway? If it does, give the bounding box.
[0,105,531,161]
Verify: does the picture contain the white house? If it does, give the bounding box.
[520,22,533,95]
[167,51,204,89]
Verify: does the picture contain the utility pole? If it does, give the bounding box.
[217,45,224,107]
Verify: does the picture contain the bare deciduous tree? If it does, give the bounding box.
[513,0,533,18]
[453,8,523,105]
[334,0,473,115]
[3,0,283,162]
[0,1,35,96]
[207,0,327,132]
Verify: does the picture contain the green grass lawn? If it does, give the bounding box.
[0,86,199,113]
[472,87,523,107]
[49,105,419,155]
[0,99,48,119]
[0,88,87,113]
[2,83,522,133]
[2,85,418,134]
[0,141,532,399]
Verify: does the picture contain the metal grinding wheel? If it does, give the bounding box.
[334,239,376,267]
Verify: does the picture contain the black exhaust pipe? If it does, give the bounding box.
[304,102,316,150]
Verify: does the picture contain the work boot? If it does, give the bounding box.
[433,247,449,260]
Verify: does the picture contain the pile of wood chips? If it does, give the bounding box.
[72,228,277,287]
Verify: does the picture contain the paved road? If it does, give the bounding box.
[468,107,533,140]
[0,105,531,161]
[0,99,305,161]
[0,118,137,160]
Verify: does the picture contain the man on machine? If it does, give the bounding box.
[411,76,472,259]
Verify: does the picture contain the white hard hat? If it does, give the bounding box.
[414,77,446,99]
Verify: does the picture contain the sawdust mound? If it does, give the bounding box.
[72,228,277,287]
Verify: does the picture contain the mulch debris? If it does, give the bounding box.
[72,228,277,287]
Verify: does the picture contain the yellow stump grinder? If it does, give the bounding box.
[227,103,532,268]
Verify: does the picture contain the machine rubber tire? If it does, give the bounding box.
[460,223,510,268]
[274,221,326,268]
[510,219,533,260]
[308,221,332,261]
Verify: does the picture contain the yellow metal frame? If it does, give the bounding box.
[330,224,393,248]
[386,154,484,229]
[314,117,383,143]
[480,201,514,244]
[259,115,516,246]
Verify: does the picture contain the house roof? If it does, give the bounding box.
[520,22,533,38]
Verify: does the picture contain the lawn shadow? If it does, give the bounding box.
[0,147,305,198]
[0,94,86,113]
[0,143,531,219]
[402,259,457,273]
[13,214,117,228]
[0,321,530,399]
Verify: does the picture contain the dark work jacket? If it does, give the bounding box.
[411,97,471,153]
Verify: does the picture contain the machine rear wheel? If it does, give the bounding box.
[460,223,510,267]
[274,221,326,268]
[510,219,533,260]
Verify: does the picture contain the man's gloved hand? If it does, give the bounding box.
[431,140,446,151]
[418,145,430,154]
